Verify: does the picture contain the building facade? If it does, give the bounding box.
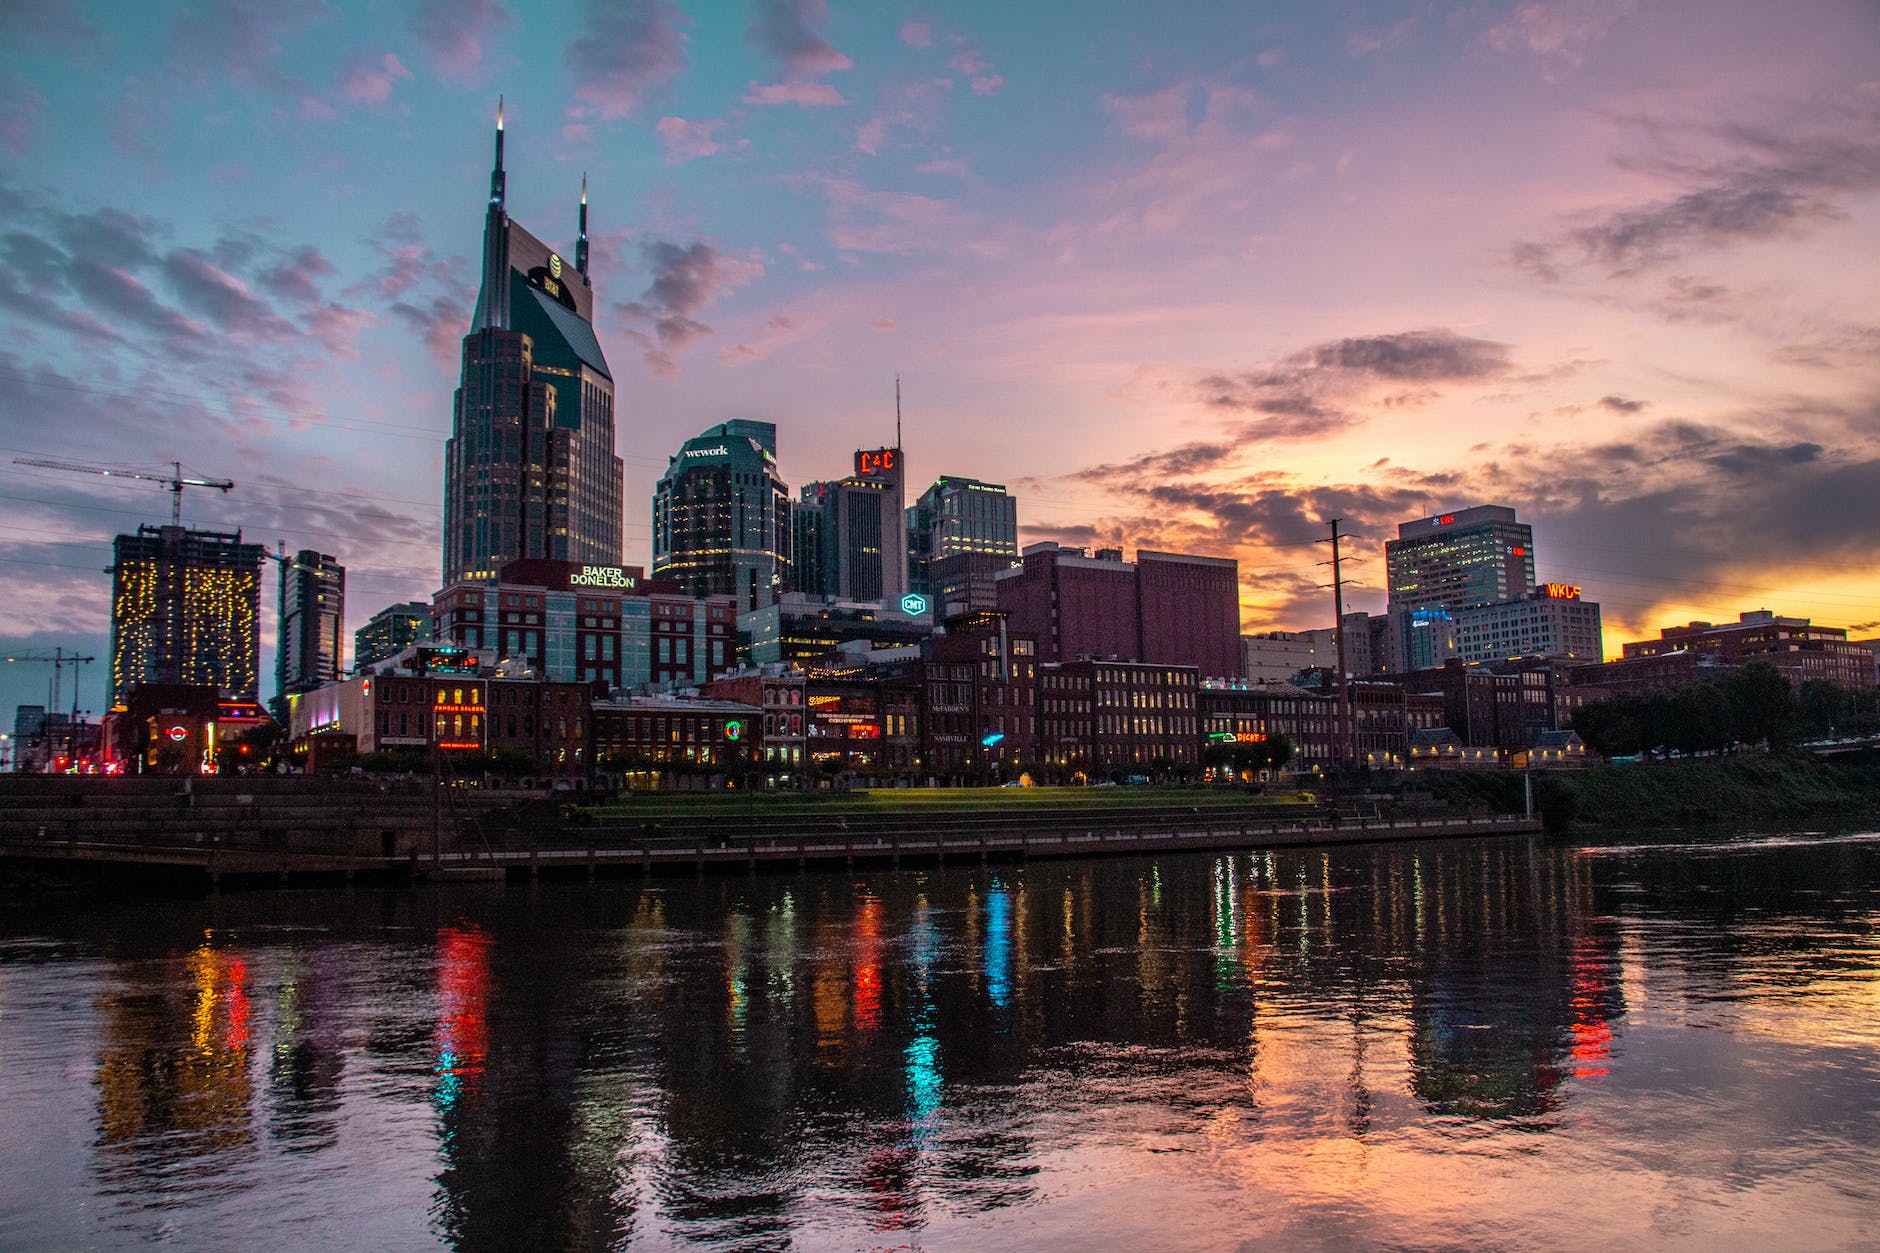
[1617,610,1874,689]
[443,109,623,586]
[905,475,1019,617]
[1386,505,1535,613]
[995,541,1242,679]
[432,559,737,692]
[275,549,345,717]
[110,524,266,705]
[1453,584,1603,665]
[355,602,433,670]
[795,447,908,603]
[652,419,792,612]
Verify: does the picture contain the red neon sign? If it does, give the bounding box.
[855,447,899,476]
[1439,514,1454,524]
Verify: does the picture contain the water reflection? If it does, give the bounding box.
[0,831,1876,1248]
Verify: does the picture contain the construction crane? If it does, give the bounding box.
[12,457,234,526]
[3,648,97,771]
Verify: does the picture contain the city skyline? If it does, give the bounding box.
[2,0,1876,721]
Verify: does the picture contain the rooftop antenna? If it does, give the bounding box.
[895,374,902,449]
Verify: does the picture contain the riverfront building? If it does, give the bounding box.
[905,475,1019,618]
[995,542,1242,680]
[1570,610,1878,692]
[275,550,345,718]
[443,106,623,586]
[354,602,432,670]
[795,447,908,603]
[110,524,266,705]
[652,420,792,612]
[432,559,737,692]
[1386,505,1535,613]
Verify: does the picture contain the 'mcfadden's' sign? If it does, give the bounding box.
[570,565,638,589]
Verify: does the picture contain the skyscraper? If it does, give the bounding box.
[1385,505,1535,613]
[354,601,433,670]
[905,475,1019,617]
[652,420,792,612]
[274,550,344,718]
[443,102,623,586]
[796,447,907,603]
[110,524,266,705]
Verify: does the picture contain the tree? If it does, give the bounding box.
[1721,662,1797,748]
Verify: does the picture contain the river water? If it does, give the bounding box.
[3,829,1878,1251]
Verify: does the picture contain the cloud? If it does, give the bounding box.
[656,115,730,161]
[747,0,852,78]
[0,0,104,52]
[390,294,469,372]
[339,52,410,104]
[743,81,845,107]
[166,0,332,106]
[813,177,981,256]
[1485,0,1638,76]
[1518,91,1880,280]
[720,311,820,366]
[259,245,334,304]
[615,240,763,376]
[1198,329,1514,442]
[1599,394,1645,413]
[899,19,933,47]
[408,0,511,78]
[566,0,686,120]
[870,316,896,332]
[161,249,294,337]
[0,76,46,156]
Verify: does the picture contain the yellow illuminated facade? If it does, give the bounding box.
[110,525,265,704]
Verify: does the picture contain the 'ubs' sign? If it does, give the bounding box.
[570,566,638,589]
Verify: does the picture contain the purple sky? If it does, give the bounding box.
[1,0,1877,720]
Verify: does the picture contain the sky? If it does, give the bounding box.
[1,0,1877,723]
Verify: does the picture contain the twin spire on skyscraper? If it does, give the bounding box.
[474,97,592,332]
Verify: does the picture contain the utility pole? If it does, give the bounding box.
[1318,519,1357,772]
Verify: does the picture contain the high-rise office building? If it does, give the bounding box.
[796,447,907,603]
[355,601,433,669]
[652,420,792,612]
[274,550,345,718]
[1385,505,1535,613]
[905,475,1018,617]
[110,524,266,705]
[443,103,623,586]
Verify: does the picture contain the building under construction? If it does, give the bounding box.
[111,524,266,706]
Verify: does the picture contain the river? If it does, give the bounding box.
[2,829,1877,1250]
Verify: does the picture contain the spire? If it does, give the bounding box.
[576,172,589,276]
[895,374,902,449]
[490,95,506,207]
[473,96,511,331]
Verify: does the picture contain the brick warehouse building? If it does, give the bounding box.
[995,542,1241,680]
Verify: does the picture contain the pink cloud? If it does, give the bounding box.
[970,75,1003,96]
[898,19,933,47]
[340,52,409,103]
[567,0,687,120]
[408,0,511,79]
[657,115,728,161]
[720,311,821,366]
[744,81,845,107]
[748,0,852,78]
[871,316,897,331]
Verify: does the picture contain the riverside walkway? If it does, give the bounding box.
[0,774,1540,887]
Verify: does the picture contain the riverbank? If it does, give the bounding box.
[1423,750,1880,829]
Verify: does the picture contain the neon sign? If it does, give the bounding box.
[725,719,743,741]
[683,445,730,460]
[900,592,928,616]
[1542,583,1582,600]
[856,448,899,476]
[167,725,188,742]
